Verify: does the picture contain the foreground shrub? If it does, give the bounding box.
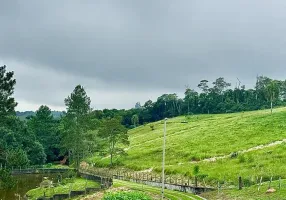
[103,191,152,200]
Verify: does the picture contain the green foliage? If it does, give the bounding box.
[98,118,129,166]
[238,154,246,163]
[27,105,59,163]
[0,169,15,189]
[193,165,200,176]
[103,191,152,200]
[26,141,46,165]
[0,65,17,119]
[61,85,97,168]
[6,148,29,168]
[26,178,100,200]
[131,114,139,127]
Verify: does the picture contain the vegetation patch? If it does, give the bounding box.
[103,191,152,200]
[201,179,286,200]
[26,178,100,200]
[89,108,286,185]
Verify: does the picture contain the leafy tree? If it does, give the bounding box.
[184,87,198,115]
[6,148,29,168]
[98,118,129,167]
[135,102,142,109]
[27,105,60,162]
[26,141,46,165]
[131,114,139,127]
[265,80,280,114]
[212,77,231,95]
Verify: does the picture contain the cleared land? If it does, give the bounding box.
[89,107,286,185]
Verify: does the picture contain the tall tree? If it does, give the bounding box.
[27,105,60,162]
[0,65,17,121]
[265,80,280,114]
[198,80,210,114]
[131,114,139,127]
[61,85,94,168]
[184,87,198,115]
[98,118,129,167]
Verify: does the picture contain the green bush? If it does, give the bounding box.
[0,169,16,189]
[238,155,246,163]
[103,191,152,200]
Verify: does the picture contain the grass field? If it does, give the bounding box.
[89,107,286,185]
[201,179,286,200]
[112,179,203,200]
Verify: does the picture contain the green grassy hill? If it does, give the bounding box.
[90,107,286,185]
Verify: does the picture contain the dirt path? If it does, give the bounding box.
[190,138,286,163]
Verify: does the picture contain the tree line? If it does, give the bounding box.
[1,64,285,171]
[94,76,286,127]
[0,65,129,172]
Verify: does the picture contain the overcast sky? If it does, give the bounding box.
[1,0,286,111]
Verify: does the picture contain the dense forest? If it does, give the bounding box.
[1,64,286,170]
[92,76,286,128]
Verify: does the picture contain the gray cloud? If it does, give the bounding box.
[1,0,286,110]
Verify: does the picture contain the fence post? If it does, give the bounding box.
[268,176,272,189]
[258,176,262,191]
[238,176,242,190]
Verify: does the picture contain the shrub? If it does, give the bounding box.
[150,125,155,131]
[103,191,152,200]
[238,155,246,163]
[230,152,238,158]
[0,169,16,189]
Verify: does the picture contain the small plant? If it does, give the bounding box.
[150,124,155,131]
[190,155,200,161]
[45,163,53,168]
[247,155,254,163]
[238,155,246,163]
[193,165,200,187]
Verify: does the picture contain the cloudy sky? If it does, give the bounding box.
[1,0,286,111]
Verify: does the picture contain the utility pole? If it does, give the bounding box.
[161,118,167,199]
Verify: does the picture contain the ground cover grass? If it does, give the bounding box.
[201,179,286,199]
[112,179,203,200]
[26,178,100,200]
[71,179,203,200]
[103,191,152,200]
[88,107,286,185]
[166,142,286,185]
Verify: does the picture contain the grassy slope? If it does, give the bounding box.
[90,107,286,184]
[201,179,286,200]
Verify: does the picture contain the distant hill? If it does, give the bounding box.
[16,111,64,120]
